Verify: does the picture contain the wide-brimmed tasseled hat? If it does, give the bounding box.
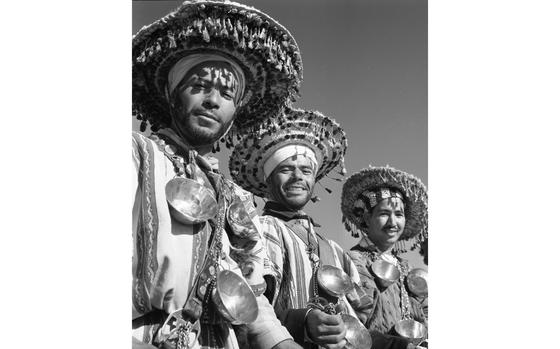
[341,165,428,251]
[132,0,303,140]
[229,107,348,198]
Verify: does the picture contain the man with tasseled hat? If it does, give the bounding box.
[132,1,304,348]
[229,108,375,349]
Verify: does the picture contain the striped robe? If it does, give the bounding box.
[260,203,362,348]
[132,132,290,349]
[347,239,427,335]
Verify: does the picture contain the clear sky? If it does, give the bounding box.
[132,0,428,268]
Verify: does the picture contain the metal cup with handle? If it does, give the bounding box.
[313,265,372,349]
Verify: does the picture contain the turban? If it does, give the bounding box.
[263,144,319,180]
[167,53,246,105]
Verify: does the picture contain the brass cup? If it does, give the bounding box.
[316,265,354,297]
[211,270,258,325]
[165,177,218,225]
[369,259,400,289]
[394,319,427,345]
[406,268,428,298]
[341,314,372,349]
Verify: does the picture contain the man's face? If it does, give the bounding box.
[364,197,406,251]
[266,155,316,210]
[170,62,239,146]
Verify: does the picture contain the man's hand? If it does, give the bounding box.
[305,309,347,349]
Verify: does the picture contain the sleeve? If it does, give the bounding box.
[245,294,293,349]
[132,133,148,319]
[236,214,294,348]
[132,133,142,208]
[258,216,286,305]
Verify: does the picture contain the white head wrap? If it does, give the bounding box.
[263,144,320,180]
[167,53,246,104]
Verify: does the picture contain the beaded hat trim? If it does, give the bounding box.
[341,165,428,250]
[229,107,348,198]
[132,0,303,139]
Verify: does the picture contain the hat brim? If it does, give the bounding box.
[132,0,303,133]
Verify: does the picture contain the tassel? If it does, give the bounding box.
[202,26,210,42]
[233,29,239,43]
[318,182,332,194]
[167,31,176,48]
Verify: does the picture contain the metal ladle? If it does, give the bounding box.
[315,265,372,349]
[316,265,354,297]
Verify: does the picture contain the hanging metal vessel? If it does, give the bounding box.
[211,269,259,325]
[165,177,218,225]
[227,198,259,240]
[369,259,400,289]
[394,319,427,345]
[341,314,372,349]
[406,268,428,298]
[316,265,354,297]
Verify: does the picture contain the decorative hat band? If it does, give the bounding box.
[262,144,319,180]
[360,187,404,210]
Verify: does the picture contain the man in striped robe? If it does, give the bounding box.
[228,109,372,349]
[131,1,306,348]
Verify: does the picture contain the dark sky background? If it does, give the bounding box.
[132,0,427,268]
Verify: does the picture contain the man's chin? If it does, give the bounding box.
[283,196,311,210]
[182,125,224,146]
